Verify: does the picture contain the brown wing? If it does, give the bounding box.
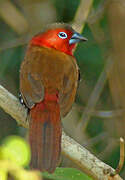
[59,56,78,117]
[20,47,45,108]
[20,45,78,113]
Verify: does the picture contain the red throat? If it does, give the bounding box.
[30,28,75,56]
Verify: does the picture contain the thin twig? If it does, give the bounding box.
[83,132,108,148]
[87,0,109,24]
[115,138,125,174]
[98,139,117,160]
[72,0,93,32]
[74,104,124,118]
[93,110,124,118]
[111,138,125,176]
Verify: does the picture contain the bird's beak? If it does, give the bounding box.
[69,32,88,45]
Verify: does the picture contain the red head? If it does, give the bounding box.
[31,23,87,56]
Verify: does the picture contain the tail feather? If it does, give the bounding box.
[29,101,61,173]
[50,113,61,172]
[29,117,39,169]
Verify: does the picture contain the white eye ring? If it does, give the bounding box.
[58,32,67,39]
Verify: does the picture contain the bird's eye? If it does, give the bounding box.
[58,32,67,39]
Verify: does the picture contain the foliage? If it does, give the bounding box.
[42,167,92,180]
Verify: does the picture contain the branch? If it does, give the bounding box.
[110,138,125,177]
[0,85,123,180]
[0,85,28,128]
[72,0,93,32]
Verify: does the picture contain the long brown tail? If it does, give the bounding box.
[29,100,61,173]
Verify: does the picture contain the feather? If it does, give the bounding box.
[29,100,61,173]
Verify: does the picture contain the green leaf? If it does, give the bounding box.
[0,169,7,180]
[42,167,93,180]
[0,136,31,167]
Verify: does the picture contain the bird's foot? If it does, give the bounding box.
[19,92,30,125]
[19,93,27,108]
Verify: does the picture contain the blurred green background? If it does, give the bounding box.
[0,0,125,179]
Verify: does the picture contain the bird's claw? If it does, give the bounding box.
[19,92,30,124]
[19,92,27,109]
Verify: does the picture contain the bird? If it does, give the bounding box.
[20,23,87,173]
